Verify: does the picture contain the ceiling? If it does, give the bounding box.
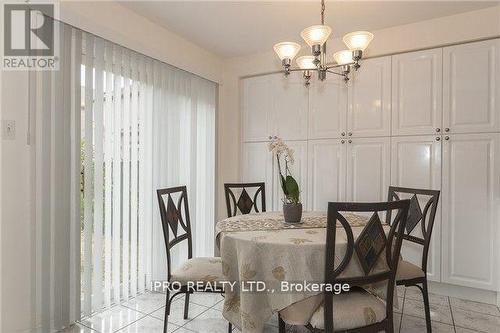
[120,1,499,58]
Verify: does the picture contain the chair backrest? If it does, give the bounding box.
[224,182,266,218]
[386,186,440,273]
[157,186,193,280]
[324,200,410,332]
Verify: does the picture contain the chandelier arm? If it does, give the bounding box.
[325,69,346,77]
[325,62,355,70]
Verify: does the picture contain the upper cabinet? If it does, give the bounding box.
[443,39,500,134]
[242,75,274,142]
[392,49,443,136]
[274,76,309,140]
[309,76,348,139]
[242,74,308,142]
[348,56,391,138]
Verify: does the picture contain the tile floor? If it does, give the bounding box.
[60,286,500,333]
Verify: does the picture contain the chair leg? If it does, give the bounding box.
[278,314,286,333]
[421,280,432,333]
[228,322,232,333]
[164,290,171,333]
[183,292,190,319]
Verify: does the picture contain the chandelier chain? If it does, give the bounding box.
[321,0,325,25]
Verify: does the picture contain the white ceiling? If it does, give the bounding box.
[120,1,499,58]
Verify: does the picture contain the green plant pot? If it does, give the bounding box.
[283,203,303,223]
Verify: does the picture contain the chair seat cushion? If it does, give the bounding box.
[171,257,224,285]
[309,288,387,331]
[397,260,425,281]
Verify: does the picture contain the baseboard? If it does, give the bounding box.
[428,281,498,305]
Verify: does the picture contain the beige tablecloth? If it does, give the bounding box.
[217,211,394,333]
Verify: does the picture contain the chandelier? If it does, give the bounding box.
[273,0,373,85]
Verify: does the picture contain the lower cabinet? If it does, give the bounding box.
[307,139,347,210]
[346,137,391,202]
[241,141,274,210]
[391,135,442,282]
[441,133,500,290]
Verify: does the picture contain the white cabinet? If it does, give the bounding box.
[241,142,274,210]
[273,141,308,210]
[391,135,442,282]
[441,133,500,290]
[346,137,391,201]
[242,74,308,142]
[242,75,274,142]
[443,40,500,134]
[348,56,391,138]
[392,49,443,136]
[309,76,348,139]
[274,76,309,140]
[307,139,347,210]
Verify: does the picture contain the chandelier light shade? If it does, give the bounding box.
[273,42,301,61]
[333,50,353,65]
[343,31,374,51]
[272,0,373,85]
[296,56,317,70]
[300,25,332,47]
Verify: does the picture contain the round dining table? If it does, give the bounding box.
[215,211,394,333]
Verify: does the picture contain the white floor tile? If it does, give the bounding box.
[455,327,487,333]
[150,301,209,326]
[189,292,224,307]
[183,308,231,333]
[122,292,167,315]
[453,307,500,333]
[81,305,146,333]
[59,323,97,332]
[115,315,179,333]
[404,287,449,306]
[403,297,453,324]
[450,297,500,317]
[400,315,454,333]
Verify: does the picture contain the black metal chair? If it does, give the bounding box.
[387,186,440,333]
[157,186,232,333]
[224,182,266,217]
[281,200,409,333]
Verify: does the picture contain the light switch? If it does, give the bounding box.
[2,120,16,140]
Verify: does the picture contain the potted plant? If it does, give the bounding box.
[268,137,302,223]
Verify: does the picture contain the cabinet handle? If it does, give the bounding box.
[445,136,450,141]
[268,136,272,140]
[348,132,352,136]
[341,132,346,136]
[348,139,352,144]
[436,137,441,141]
[444,128,450,132]
[341,140,345,144]
[436,128,441,132]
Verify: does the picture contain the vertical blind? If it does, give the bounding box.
[30,19,217,332]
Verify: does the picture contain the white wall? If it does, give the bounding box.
[215,5,500,220]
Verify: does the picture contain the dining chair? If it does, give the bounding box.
[387,186,440,333]
[157,186,232,333]
[282,200,410,333]
[224,182,266,217]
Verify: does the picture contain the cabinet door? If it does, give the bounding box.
[309,76,348,139]
[346,137,391,201]
[348,56,391,138]
[391,135,442,282]
[307,139,347,211]
[241,142,274,210]
[273,141,308,209]
[441,133,500,290]
[242,76,273,142]
[392,49,443,136]
[443,40,500,134]
[274,75,309,140]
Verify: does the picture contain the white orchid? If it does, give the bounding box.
[268,137,295,165]
[268,137,300,204]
